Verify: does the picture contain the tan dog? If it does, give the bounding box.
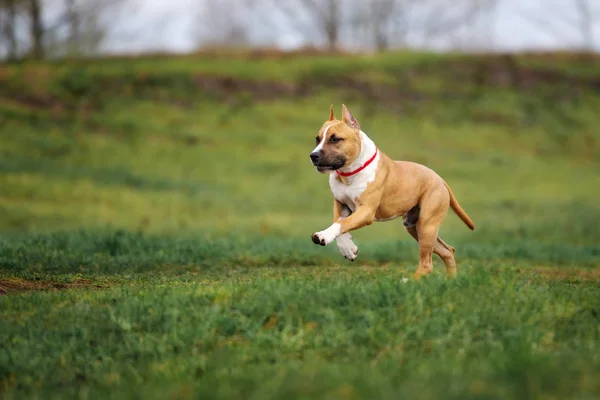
[309,104,475,277]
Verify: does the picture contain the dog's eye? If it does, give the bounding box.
[315,136,320,144]
[330,136,343,143]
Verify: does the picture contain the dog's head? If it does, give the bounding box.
[310,104,362,173]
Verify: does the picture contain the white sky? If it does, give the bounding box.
[100,0,600,54]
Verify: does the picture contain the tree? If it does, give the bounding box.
[0,0,46,60]
[65,0,80,54]
[371,0,400,51]
[195,0,252,48]
[267,0,342,50]
[0,0,130,60]
[356,0,416,51]
[28,0,43,59]
[44,0,129,57]
[413,0,499,51]
[264,0,502,52]
[0,0,20,60]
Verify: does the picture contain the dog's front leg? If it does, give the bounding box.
[335,202,358,261]
[336,233,358,261]
[312,204,376,247]
[312,199,346,247]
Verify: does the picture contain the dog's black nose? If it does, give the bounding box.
[310,152,320,163]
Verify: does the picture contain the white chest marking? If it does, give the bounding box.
[329,131,379,213]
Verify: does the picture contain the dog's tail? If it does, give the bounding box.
[443,181,475,230]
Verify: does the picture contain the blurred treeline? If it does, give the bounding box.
[1,0,598,61]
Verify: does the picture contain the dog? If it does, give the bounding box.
[309,104,475,278]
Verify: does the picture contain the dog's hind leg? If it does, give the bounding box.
[405,226,457,277]
[435,236,456,277]
[408,186,452,278]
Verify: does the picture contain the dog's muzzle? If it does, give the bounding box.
[309,152,321,164]
[309,151,346,172]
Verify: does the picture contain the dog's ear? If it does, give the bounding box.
[328,104,335,121]
[342,104,360,131]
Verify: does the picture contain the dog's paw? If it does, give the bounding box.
[336,234,358,261]
[311,232,327,246]
[311,223,340,246]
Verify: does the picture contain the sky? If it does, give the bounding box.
[100,0,600,54]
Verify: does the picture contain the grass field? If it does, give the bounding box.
[1,51,599,399]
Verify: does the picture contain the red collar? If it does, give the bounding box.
[336,148,378,177]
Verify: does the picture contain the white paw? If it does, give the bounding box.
[311,223,340,246]
[336,233,358,261]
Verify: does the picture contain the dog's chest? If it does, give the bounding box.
[329,175,369,212]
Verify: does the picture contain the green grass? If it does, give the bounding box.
[2,262,600,399]
[1,51,599,398]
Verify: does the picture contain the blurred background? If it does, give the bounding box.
[1,0,600,57]
[0,0,599,254]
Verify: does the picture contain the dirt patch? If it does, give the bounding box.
[0,277,103,295]
[193,75,301,102]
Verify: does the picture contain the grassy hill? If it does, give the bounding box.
[1,51,599,261]
[1,51,599,398]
